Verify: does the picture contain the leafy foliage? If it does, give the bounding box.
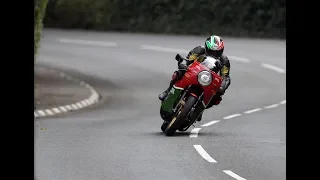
[34,0,49,61]
[44,0,285,38]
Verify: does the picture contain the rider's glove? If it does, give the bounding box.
[215,61,223,70]
[188,53,198,60]
[219,76,230,95]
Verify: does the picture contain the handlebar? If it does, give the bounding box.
[175,54,193,63]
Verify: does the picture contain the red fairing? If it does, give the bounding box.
[174,61,222,105]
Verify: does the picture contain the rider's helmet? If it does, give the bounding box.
[204,35,225,58]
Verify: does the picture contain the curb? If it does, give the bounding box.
[34,67,100,118]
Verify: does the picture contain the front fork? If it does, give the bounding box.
[178,90,205,131]
[188,93,205,123]
[173,85,205,123]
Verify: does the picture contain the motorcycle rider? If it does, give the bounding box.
[158,35,231,122]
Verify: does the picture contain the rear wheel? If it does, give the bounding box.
[164,96,197,136]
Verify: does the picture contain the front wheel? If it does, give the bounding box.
[164,95,197,136]
[161,121,169,132]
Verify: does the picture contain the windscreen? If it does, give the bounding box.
[200,57,218,71]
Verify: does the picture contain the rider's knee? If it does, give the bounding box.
[171,71,179,81]
[173,70,185,80]
[214,97,222,105]
[172,70,183,80]
[206,96,222,109]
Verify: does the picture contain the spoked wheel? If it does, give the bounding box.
[164,96,197,136]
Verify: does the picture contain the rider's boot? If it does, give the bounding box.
[158,79,177,101]
[158,89,170,101]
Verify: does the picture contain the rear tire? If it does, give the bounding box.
[164,96,197,136]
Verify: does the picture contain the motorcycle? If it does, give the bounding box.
[159,54,223,136]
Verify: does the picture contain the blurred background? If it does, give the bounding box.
[45,0,286,38]
[35,0,285,57]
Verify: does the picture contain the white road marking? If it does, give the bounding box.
[71,104,79,110]
[190,128,202,138]
[244,108,262,114]
[52,108,60,114]
[264,104,279,109]
[92,93,99,99]
[85,99,91,105]
[228,56,250,63]
[201,120,220,127]
[65,105,73,110]
[59,106,68,112]
[193,145,217,163]
[140,45,188,53]
[87,99,94,105]
[58,38,118,47]
[34,66,100,119]
[45,109,54,116]
[223,114,242,120]
[80,100,87,106]
[76,102,83,108]
[280,100,286,104]
[223,170,247,180]
[37,110,46,116]
[261,63,286,73]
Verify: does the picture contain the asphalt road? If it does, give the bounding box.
[35,29,286,180]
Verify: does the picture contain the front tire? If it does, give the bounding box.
[161,121,169,132]
[164,95,197,136]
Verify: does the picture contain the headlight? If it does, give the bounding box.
[197,71,212,86]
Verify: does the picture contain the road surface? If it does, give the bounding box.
[35,29,286,180]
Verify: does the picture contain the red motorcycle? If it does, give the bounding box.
[160,54,223,136]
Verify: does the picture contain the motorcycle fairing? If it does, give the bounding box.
[160,85,184,114]
[174,62,222,105]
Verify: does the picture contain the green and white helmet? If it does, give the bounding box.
[204,35,225,58]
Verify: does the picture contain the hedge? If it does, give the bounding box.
[34,0,48,61]
[44,0,285,39]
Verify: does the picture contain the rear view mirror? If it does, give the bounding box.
[175,54,184,62]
